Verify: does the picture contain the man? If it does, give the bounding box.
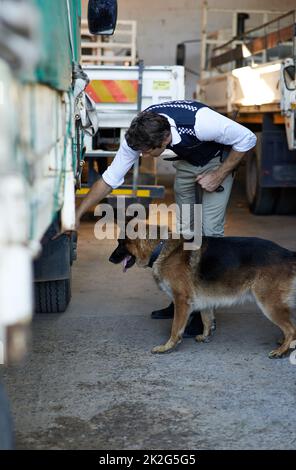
[76,100,257,336]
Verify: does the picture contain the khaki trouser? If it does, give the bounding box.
[173,156,234,237]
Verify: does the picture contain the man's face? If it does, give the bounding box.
[141,133,172,158]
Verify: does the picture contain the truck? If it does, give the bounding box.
[0,0,118,450]
[76,63,185,210]
[196,3,296,215]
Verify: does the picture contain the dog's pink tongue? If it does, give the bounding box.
[122,255,132,272]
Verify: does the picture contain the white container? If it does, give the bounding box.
[83,65,185,129]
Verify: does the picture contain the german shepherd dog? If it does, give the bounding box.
[109,231,296,357]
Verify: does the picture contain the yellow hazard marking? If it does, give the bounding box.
[76,188,91,195]
[89,79,138,103]
[93,81,114,102]
[153,80,171,91]
[76,188,151,197]
[112,189,150,197]
[117,80,138,102]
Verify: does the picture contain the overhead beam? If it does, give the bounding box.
[210,24,294,68]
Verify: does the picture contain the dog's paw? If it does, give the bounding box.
[268,348,287,359]
[195,334,210,343]
[151,344,173,354]
[151,339,180,354]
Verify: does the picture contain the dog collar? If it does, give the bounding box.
[148,240,166,268]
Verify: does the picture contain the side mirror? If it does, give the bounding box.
[88,0,118,35]
[176,43,185,66]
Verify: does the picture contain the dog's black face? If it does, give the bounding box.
[109,239,136,272]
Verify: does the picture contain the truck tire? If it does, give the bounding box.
[35,278,71,313]
[34,218,74,314]
[274,188,296,215]
[70,231,78,265]
[246,150,278,215]
[0,382,14,450]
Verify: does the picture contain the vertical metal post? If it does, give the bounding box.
[232,12,237,71]
[262,12,268,63]
[293,11,296,82]
[200,1,208,78]
[132,59,144,197]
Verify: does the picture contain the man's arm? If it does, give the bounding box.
[75,138,139,227]
[76,178,112,227]
[195,107,257,192]
[196,149,247,192]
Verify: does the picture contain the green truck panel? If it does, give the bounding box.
[25,0,81,91]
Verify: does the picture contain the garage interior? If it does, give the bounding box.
[1,0,296,451]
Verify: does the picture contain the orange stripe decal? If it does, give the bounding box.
[87,80,138,103]
[104,80,127,102]
[85,83,101,102]
[131,80,138,91]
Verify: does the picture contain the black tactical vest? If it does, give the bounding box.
[146,100,224,167]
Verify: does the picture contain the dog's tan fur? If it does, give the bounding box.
[123,235,296,357]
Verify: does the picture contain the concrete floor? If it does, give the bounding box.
[3,178,296,450]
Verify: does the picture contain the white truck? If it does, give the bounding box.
[196,4,296,214]
[0,0,117,449]
[77,64,185,208]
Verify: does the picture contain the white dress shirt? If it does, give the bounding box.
[102,106,257,189]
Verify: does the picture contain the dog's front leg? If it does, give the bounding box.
[151,294,191,354]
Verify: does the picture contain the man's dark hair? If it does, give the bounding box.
[125,111,171,151]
